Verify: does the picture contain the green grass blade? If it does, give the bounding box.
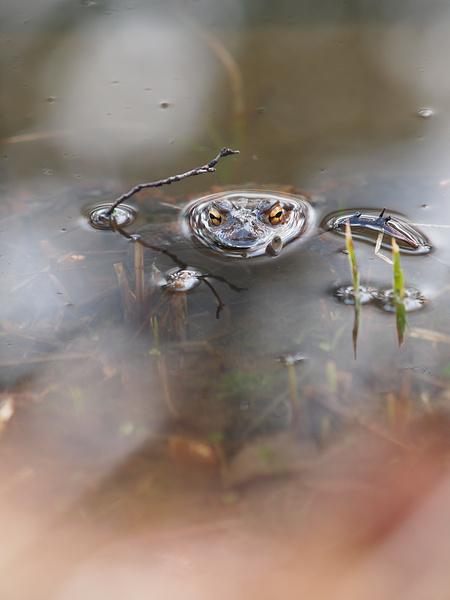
[345,220,361,358]
[392,238,407,346]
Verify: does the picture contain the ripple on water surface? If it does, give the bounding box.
[373,287,426,313]
[333,285,377,305]
[84,203,137,230]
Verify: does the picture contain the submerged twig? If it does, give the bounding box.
[199,277,226,319]
[157,356,179,418]
[105,147,239,216]
[134,240,145,319]
[113,263,134,324]
[171,2,245,128]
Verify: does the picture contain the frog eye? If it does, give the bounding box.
[268,204,284,225]
[208,205,223,226]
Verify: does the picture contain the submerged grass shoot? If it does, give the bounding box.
[345,220,361,358]
[150,316,161,355]
[392,237,407,346]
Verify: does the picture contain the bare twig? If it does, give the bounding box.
[105,147,239,216]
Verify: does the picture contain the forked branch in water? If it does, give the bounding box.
[105,147,239,216]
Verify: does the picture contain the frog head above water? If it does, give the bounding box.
[181,190,313,258]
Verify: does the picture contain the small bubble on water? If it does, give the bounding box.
[42,168,53,175]
[417,107,433,119]
[46,96,56,103]
[160,101,170,109]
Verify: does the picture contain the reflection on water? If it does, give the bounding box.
[2,1,450,598]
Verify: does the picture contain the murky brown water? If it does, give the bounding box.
[2,2,450,598]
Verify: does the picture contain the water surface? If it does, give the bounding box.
[2,1,450,598]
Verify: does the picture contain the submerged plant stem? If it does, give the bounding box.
[287,362,300,418]
[134,241,145,320]
[157,356,179,418]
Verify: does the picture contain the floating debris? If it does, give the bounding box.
[323,208,432,255]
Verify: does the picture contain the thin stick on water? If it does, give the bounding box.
[105,147,239,216]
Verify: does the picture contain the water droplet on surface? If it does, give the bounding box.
[333,285,376,305]
[84,203,137,230]
[373,287,425,313]
[417,107,433,119]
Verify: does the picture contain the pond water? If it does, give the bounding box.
[2,1,450,598]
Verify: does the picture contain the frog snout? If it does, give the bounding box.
[230,227,259,242]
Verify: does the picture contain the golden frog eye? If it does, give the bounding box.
[208,205,222,226]
[268,204,284,225]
